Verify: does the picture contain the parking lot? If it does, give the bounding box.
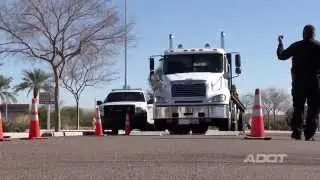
[1,132,320,180]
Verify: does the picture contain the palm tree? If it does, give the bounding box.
[14,69,51,99]
[0,75,17,103]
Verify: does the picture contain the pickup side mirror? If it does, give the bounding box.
[147,99,154,104]
[96,100,102,106]
[223,73,231,79]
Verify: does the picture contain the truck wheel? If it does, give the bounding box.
[169,126,190,135]
[145,123,155,131]
[238,111,244,131]
[191,125,208,134]
[219,119,230,131]
[138,113,148,131]
[231,107,238,131]
[228,102,241,131]
[154,119,166,131]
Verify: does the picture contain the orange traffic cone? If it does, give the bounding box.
[0,112,11,141]
[28,98,47,140]
[244,89,271,140]
[95,105,104,136]
[124,113,131,136]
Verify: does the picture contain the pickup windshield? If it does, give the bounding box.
[104,92,145,103]
[163,53,223,74]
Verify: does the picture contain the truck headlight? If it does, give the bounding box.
[155,96,167,103]
[210,94,226,102]
[99,106,104,116]
[135,107,145,113]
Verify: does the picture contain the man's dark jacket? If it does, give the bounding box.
[277,39,320,81]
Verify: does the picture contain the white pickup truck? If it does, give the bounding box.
[96,88,153,135]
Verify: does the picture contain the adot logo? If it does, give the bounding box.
[243,153,288,163]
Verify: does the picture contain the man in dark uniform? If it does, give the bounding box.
[277,24,320,141]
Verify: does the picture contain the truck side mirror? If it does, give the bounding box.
[235,54,241,68]
[235,54,241,74]
[235,67,242,74]
[96,100,102,105]
[149,57,155,81]
[149,71,155,82]
[150,57,154,72]
[226,53,232,65]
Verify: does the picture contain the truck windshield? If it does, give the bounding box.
[163,54,223,74]
[104,92,145,102]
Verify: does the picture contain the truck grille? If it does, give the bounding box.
[104,105,135,117]
[171,83,206,97]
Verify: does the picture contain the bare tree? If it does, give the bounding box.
[261,88,291,129]
[62,55,117,130]
[240,94,254,110]
[0,0,132,131]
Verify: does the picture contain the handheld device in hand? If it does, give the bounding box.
[279,34,284,40]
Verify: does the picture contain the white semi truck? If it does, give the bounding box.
[149,33,246,134]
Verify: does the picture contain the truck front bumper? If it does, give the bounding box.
[154,103,230,124]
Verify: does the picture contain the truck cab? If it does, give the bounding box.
[149,37,245,134]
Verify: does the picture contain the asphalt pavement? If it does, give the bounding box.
[0,132,320,180]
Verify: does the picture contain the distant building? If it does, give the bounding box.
[0,104,30,121]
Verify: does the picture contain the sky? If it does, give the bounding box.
[2,0,320,109]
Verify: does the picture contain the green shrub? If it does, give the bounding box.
[37,106,95,130]
[3,114,29,132]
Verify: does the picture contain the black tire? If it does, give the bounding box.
[191,125,208,134]
[219,119,230,131]
[111,128,119,135]
[169,126,190,135]
[231,122,237,131]
[145,123,155,131]
[135,113,148,131]
[154,119,166,131]
[230,104,238,131]
[238,111,244,131]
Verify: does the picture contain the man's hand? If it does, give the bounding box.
[278,34,284,44]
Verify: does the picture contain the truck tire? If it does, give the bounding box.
[238,111,244,131]
[191,125,208,134]
[169,126,190,135]
[231,106,238,131]
[154,119,166,131]
[219,119,231,131]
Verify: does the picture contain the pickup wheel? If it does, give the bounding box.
[154,119,166,131]
[135,112,148,131]
[111,128,119,135]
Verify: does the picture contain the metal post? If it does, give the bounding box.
[220,31,225,49]
[5,101,8,121]
[47,104,51,130]
[169,34,173,49]
[124,0,128,89]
